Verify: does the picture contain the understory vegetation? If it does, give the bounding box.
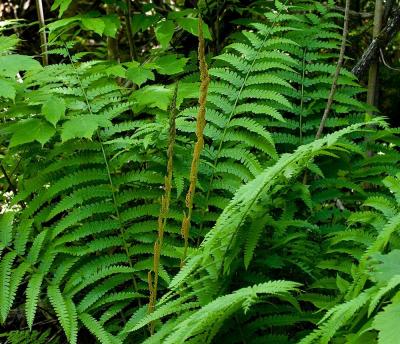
[1,0,400,343]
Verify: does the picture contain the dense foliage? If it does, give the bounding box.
[1,0,400,343]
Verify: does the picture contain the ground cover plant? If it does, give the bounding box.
[1,0,400,343]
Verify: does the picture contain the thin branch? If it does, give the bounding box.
[334,5,373,19]
[35,0,48,65]
[380,48,400,71]
[124,0,137,61]
[0,162,17,194]
[315,0,351,139]
[366,0,383,116]
[352,7,400,79]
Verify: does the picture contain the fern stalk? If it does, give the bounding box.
[63,44,140,297]
[198,0,289,233]
[148,83,178,331]
[180,15,210,266]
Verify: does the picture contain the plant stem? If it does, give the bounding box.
[35,0,48,65]
[148,83,178,333]
[366,0,383,120]
[180,15,210,267]
[124,0,137,61]
[315,0,351,139]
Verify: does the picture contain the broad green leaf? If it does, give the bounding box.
[102,14,121,38]
[47,17,80,34]
[42,96,66,126]
[369,250,400,284]
[176,17,212,40]
[0,79,16,100]
[10,119,56,147]
[126,66,154,87]
[0,55,41,77]
[155,20,175,49]
[106,65,126,78]
[61,115,111,142]
[0,35,19,53]
[175,82,199,107]
[131,14,160,34]
[81,17,105,36]
[373,301,400,344]
[153,55,188,75]
[131,85,172,112]
[51,0,73,17]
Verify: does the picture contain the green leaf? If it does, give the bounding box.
[10,119,56,147]
[81,17,105,35]
[26,273,44,330]
[131,14,160,34]
[131,85,172,112]
[126,66,154,87]
[176,17,212,39]
[372,301,400,344]
[51,0,73,17]
[47,17,80,35]
[0,212,14,247]
[153,55,188,75]
[61,115,111,142]
[155,20,175,49]
[42,96,66,126]
[0,35,19,53]
[0,79,16,100]
[0,252,17,323]
[106,65,126,78]
[102,14,121,38]
[0,55,41,77]
[369,250,400,284]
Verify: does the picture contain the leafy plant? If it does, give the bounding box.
[1,0,400,343]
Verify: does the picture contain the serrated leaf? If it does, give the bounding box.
[106,65,126,78]
[51,0,72,17]
[0,79,16,100]
[61,115,111,142]
[155,20,175,49]
[0,212,14,247]
[176,17,212,39]
[102,14,120,38]
[26,273,44,329]
[131,85,172,112]
[126,66,154,87]
[0,55,41,77]
[81,17,105,35]
[373,302,400,344]
[9,119,56,147]
[42,96,66,126]
[0,35,19,52]
[153,55,188,75]
[0,251,17,323]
